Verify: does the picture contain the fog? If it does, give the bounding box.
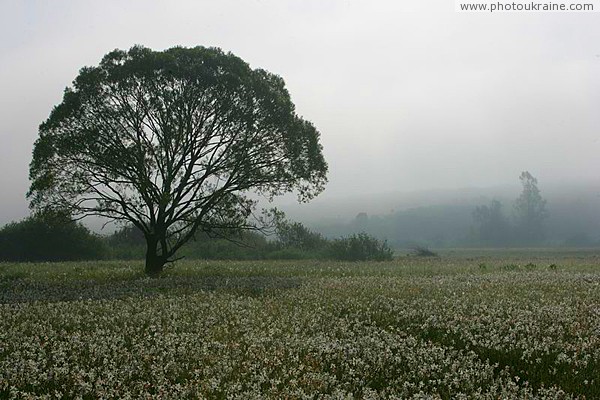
[1,1,599,230]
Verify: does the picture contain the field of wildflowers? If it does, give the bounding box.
[1,252,599,398]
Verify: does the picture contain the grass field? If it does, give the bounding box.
[1,251,599,399]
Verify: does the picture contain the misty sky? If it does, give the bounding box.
[1,0,599,225]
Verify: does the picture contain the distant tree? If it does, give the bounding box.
[104,224,147,260]
[107,224,145,247]
[354,212,369,230]
[274,216,327,251]
[473,199,511,245]
[514,171,548,243]
[180,230,271,260]
[0,211,105,262]
[28,46,327,276]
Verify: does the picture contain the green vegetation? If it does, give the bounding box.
[0,216,393,263]
[28,45,327,276]
[328,232,394,261]
[0,212,105,262]
[1,253,599,398]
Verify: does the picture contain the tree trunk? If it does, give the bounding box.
[144,236,165,277]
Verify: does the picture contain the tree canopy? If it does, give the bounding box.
[28,45,327,275]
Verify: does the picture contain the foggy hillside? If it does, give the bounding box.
[272,181,600,247]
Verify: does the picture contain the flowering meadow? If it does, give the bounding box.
[1,253,599,398]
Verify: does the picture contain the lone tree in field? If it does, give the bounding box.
[28,46,328,276]
[514,171,547,243]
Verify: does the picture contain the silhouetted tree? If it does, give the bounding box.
[28,46,327,276]
[514,171,547,243]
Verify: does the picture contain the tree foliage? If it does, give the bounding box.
[28,46,327,276]
[0,212,105,262]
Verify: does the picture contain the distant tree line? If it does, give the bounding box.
[2,172,596,262]
[0,213,392,263]
[316,171,599,249]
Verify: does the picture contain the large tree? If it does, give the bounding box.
[28,46,327,276]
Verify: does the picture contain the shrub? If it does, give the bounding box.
[328,233,393,261]
[0,213,106,262]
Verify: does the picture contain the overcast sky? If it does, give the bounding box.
[1,0,599,225]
